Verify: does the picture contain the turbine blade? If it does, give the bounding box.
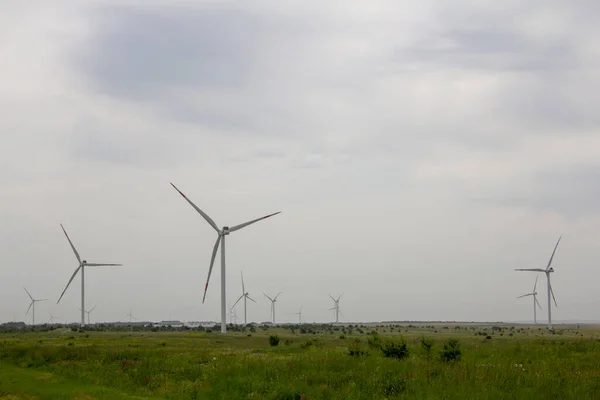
[550,283,558,307]
[517,293,533,298]
[329,294,336,302]
[232,294,244,308]
[337,294,343,301]
[535,296,543,310]
[170,183,219,232]
[263,293,274,302]
[515,269,546,272]
[57,265,82,304]
[85,263,122,267]
[246,295,257,303]
[202,235,221,303]
[533,275,539,292]
[274,292,282,301]
[241,271,245,294]
[25,301,33,315]
[37,299,48,302]
[61,224,82,264]
[90,305,97,312]
[229,211,281,232]
[23,287,33,301]
[546,236,562,271]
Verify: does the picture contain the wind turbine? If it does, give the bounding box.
[170,182,281,334]
[231,272,256,325]
[228,307,238,324]
[125,308,136,324]
[517,276,542,324]
[57,224,122,327]
[515,236,561,331]
[79,305,97,325]
[294,306,303,324]
[47,312,60,324]
[24,287,47,326]
[263,293,282,324]
[329,294,342,323]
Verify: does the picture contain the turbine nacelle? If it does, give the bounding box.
[221,227,230,235]
[547,267,554,273]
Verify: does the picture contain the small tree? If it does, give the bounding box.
[381,337,410,360]
[440,338,461,362]
[269,335,280,347]
[420,336,434,361]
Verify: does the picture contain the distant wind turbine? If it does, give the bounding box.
[515,236,561,330]
[329,294,343,323]
[125,308,136,324]
[170,182,281,334]
[228,307,238,324]
[79,305,97,325]
[47,312,60,324]
[57,224,122,327]
[232,272,256,325]
[263,292,282,324]
[517,276,542,324]
[294,306,303,324]
[24,287,47,326]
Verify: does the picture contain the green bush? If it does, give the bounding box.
[269,335,280,347]
[367,333,383,350]
[420,336,434,360]
[347,340,368,357]
[440,338,461,362]
[381,337,410,360]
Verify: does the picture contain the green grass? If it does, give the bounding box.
[1,324,599,399]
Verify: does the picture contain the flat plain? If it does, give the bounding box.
[1,323,599,399]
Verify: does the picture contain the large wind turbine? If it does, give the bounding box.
[517,276,542,324]
[232,272,256,325]
[329,294,342,323]
[170,183,281,334]
[515,236,561,330]
[24,288,47,326]
[57,224,122,327]
[263,292,282,324]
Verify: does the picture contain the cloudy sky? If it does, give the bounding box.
[1,0,599,325]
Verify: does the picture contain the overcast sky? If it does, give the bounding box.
[1,0,599,325]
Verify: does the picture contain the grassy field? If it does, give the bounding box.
[1,323,599,399]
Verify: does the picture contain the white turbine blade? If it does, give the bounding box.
[515,268,546,272]
[274,292,282,301]
[202,235,221,304]
[25,301,33,315]
[232,294,244,308]
[517,293,533,298]
[241,271,245,294]
[328,307,336,311]
[328,294,336,302]
[550,283,558,307]
[533,275,539,292]
[170,183,219,232]
[546,236,562,271]
[263,293,274,302]
[86,263,122,267]
[37,299,48,302]
[535,297,543,310]
[61,224,82,264]
[229,211,281,232]
[337,294,343,301]
[57,265,82,304]
[246,295,257,303]
[23,287,33,301]
[90,305,97,313]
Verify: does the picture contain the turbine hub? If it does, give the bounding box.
[222,227,230,235]
[548,267,554,273]
[82,260,87,264]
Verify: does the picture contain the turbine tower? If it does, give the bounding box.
[263,292,282,324]
[294,306,303,324]
[57,224,122,327]
[329,294,342,323]
[47,312,60,324]
[125,308,136,324]
[231,271,256,325]
[24,288,47,326]
[228,307,238,324]
[517,276,542,324]
[79,305,97,325]
[515,236,561,331]
[170,183,281,334]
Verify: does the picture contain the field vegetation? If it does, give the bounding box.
[1,323,599,399]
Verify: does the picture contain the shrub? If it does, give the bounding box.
[268,335,280,347]
[367,333,383,350]
[381,337,410,360]
[347,340,368,357]
[420,336,434,360]
[300,340,314,349]
[440,338,461,362]
[339,334,346,340]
